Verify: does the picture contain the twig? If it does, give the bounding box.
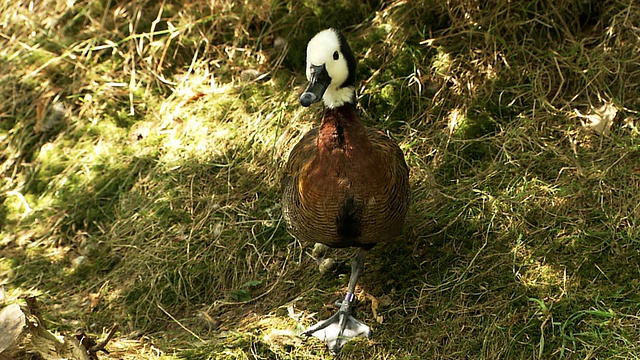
[87,323,119,356]
[157,303,206,343]
[25,296,45,328]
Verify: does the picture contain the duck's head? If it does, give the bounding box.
[300,28,357,109]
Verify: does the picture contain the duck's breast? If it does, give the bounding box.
[282,123,409,248]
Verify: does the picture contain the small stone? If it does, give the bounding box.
[274,36,288,50]
[319,258,337,274]
[73,256,86,267]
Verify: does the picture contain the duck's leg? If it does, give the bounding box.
[302,248,371,354]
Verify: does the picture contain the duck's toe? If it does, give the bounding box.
[302,312,371,354]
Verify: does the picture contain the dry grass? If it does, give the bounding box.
[1,0,640,359]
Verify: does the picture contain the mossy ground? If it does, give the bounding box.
[2,0,640,359]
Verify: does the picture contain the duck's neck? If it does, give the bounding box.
[317,103,365,151]
[322,86,355,109]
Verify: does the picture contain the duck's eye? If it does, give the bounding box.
[333,51,339,60]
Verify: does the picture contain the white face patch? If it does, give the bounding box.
[306,29,354,108]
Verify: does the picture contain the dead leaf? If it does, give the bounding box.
[197,310,220,329]
[34,90,67,135]
[88,293,101,312]
[34,91,55,134]
[365,293,384,324]
[186,92,206,103]
[575,101,618,135]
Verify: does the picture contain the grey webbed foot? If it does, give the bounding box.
[302,248,371,354]
[301,299,371,354]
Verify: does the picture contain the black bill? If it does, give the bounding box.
[300,64,331,107]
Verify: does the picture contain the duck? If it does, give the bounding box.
[281,28,410,354]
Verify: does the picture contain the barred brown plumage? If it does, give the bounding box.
[282,105,409,249]
[280,28,410,354]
